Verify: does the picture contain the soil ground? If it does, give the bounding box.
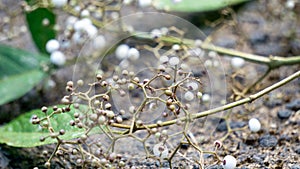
[0,0,299,168]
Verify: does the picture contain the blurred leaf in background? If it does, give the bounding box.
[0,45,50,105]
[153,0,250,12]
[25,5,56,54]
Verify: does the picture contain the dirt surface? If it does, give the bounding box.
[0,0,300,168]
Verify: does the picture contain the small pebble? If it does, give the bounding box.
[216,121,247,132]
[277,109,293,119]
[286,99,300,111]
[259,135,278,147]
[264,98,282,108]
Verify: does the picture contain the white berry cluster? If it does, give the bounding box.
[46,39,65,66]
[115,44,140,68]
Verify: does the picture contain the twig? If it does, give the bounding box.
[133,33,300,69]
[111,70,300,130]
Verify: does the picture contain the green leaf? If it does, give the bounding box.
[153,0,250,12]
[0,45,50,105]
[25,7,56,54]
[0,105,85,147]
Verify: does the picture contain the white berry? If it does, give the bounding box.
[80,9,90,17]
[74,18,92,32]
[286,0,295,9]
[51,0,67,7]
[248,118,261,132]
[123,0,133,5]
[202,94,210,103]
[50,51,66,66]
[169,56,180,66]
[159,55,169,64]
[172,44,180,51]
[223,155,237,169]
[231,57,245,68]
[184,91,194,101]
[72,31,84,44]
[138,0,152,8]
[115,44,130,60]
[151,29,162,39]
[128,48,140,61]
[197,92,203,99]
[46,39,60,53]
[85,24,98,38]
[93,35,106,49]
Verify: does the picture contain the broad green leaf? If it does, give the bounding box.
[25,7,56,54]
[0,45,50,105]
[0,105,85,147]
[153,0,250,12]
[0,70,45,105]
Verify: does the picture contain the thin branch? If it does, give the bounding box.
[111,70,300,130]
[133,33,300,69]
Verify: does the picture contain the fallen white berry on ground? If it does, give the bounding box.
[46,39,60,53]
[248,118,261,132]
[51,0,67,7]
[115,44,130,60]
[138,0,152,8]
[50,51,66,66]
[231,57,245,68]
[223,155,237,169]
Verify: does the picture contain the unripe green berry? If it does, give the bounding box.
[41,106,48,113]
[77,122,83,128]
[164,89,173,96]
[94,100,100,105]
[105,103,112,109]
[89,114,98,121]
[168,104,176,111]
[106,110,115,118]
[98,115,106,125]
[77,80,84,86]
[128,83,135,90]
[133,77,139,83]
[102,94,110,101]
[44,162,51,168]
[67,81,73,87]
[74,112,80,118]
[96,74,102,81]
[116,116,123,123]
[156,120,163,126]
